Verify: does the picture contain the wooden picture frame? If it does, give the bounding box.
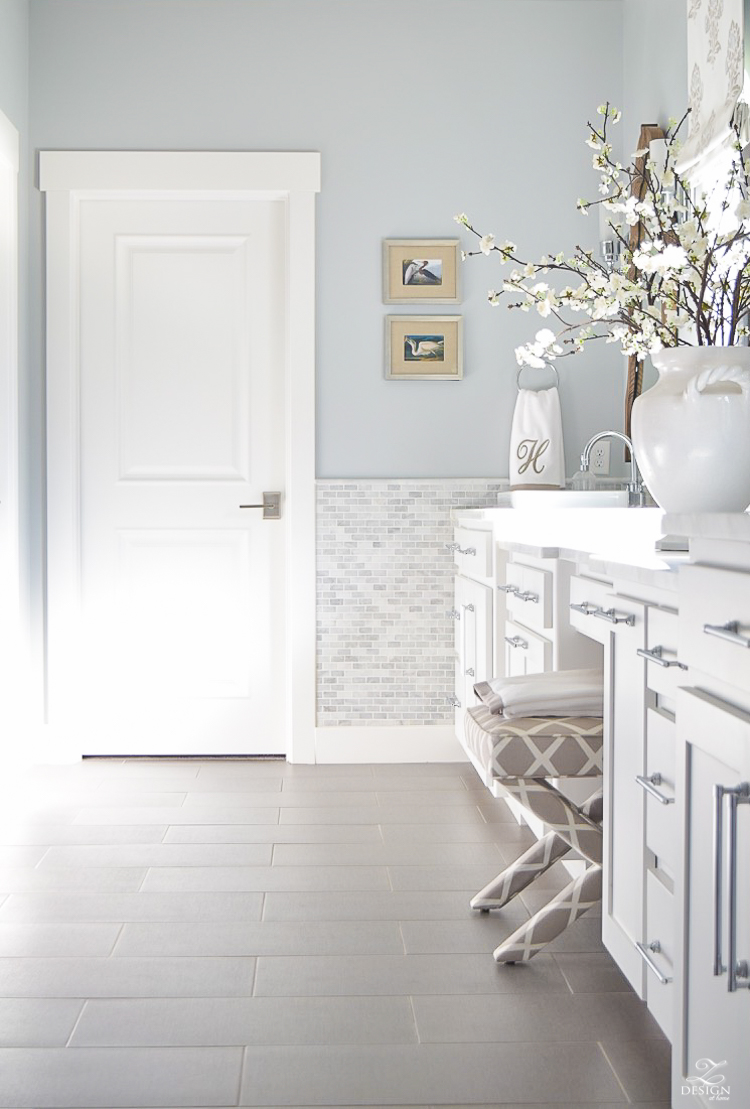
[385,315,463,380]
[382,239,460,304]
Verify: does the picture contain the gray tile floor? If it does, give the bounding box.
[0,759,670,1107]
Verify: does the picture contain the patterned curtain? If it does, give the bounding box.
[677,0,746,174]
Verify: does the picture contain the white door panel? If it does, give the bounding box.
[67,196,286,754]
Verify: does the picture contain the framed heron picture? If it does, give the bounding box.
[385,315,463,380]
[382,239,460,304]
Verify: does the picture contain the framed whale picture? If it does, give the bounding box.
[385,315,463,380]
[383,239,460,304]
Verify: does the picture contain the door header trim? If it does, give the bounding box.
[39,151,321,194]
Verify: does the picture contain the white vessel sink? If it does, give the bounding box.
[510,489,629,509]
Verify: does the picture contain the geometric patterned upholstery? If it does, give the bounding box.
[465,702,604,779]
[465,697,605,964]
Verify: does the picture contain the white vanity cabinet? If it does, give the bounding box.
[502,551,602,677]
[596,589,649,995]
[672,557,750,1105]
[570,573,680,1036]
[449,525,495,746]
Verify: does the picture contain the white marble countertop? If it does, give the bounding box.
[452,504,680,588]
[664,511,750,541]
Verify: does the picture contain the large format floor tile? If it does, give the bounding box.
[141,864,391,892]
[113,920,404,957]
[0,999,84,1046]
[0,823,170,845]
[0,955,256,997]
[379,822,534,845]
[239,1042,626,1106]
[261,890,485,921]
[253,953,570,997]
[0,758,670,1108]
[70,995,418,1047]
[38,843,274,867]
[164,823,383,844]
[412,992,665,1043]
[73,807,281,825]
[0,1046,243,1107]
[0,922,122,957]
[0,866,147,893]
[0,890,264,922]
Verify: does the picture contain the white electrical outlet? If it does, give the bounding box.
[589,440,610,476]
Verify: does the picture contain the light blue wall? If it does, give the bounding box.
[622,0,688,153]
[24,0,689,483]
[28,0,631,479]
[622,0,688,393]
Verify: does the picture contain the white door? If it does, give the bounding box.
[55,195,287,755]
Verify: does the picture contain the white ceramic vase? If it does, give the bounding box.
[630,346,750,513]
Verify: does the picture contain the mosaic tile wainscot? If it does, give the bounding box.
[316,479,505,727]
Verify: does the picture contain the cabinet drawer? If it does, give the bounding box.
[643,708,677,877]
[680,564,750,685]
[569,574,613,643]
[641,606,686,698]
[453,527,492,583]
[642,869,675,1041]
[506,561,553,632]
[504,618,552,677]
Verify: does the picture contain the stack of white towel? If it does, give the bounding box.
[473,668,603,719]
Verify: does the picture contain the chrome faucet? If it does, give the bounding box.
[580,430,645,507]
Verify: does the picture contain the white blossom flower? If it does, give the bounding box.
[455,103,750,363]
[454,213,470,227]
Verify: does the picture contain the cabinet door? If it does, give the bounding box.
[601,593,648,995]
[675,688,750,1106]
[453,575,493,744]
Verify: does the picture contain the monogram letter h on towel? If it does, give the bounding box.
[509,369,565,490]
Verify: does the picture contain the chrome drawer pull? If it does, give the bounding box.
[447,695,461,709]
[445,542,460,553]
[713,782,750,987]
[465,668,475,677]
[636,773,675,805]
[570,601,596,616]
[504,635,528,650]
[448,609,461,621]
[726,783,750,993]
[452,545,476,556]
[517,591,539,604]
[498,584,519,594]
[593,607,635,626]
[703,621,750,649]
[636,646,687,669]
[635,940,673,984]
[462,603,475,613]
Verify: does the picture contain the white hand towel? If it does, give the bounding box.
[474,667,603,718]
[509,386,565,489]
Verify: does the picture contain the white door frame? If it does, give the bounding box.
[0,110,20,754]
[40,151,320,763]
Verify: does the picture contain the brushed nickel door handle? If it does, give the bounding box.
[239,492,282,519]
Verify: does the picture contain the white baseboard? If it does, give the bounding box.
[314,724,467,764]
